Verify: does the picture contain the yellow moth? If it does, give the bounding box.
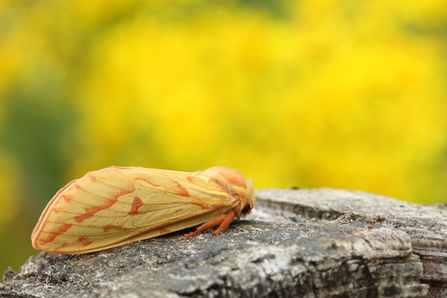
[32,166,255,254]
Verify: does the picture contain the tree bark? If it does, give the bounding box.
[1,188,445,297]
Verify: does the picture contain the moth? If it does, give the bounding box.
[31,166,255,254]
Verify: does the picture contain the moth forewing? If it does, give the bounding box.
[32,166,255,254]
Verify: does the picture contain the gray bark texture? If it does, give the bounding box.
[1,188,446,298]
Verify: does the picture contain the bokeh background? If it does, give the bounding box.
[1,0,446,274]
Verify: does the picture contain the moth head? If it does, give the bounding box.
[202,166,255,216]
[236,178,255,215]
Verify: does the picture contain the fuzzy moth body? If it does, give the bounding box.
[31,166,255,254]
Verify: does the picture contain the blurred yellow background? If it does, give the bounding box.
[1,0,446,274]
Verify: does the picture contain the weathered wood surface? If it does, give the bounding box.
[255,188,447,298]
[1,188,445,298]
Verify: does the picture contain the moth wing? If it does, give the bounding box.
[32,167,237,254]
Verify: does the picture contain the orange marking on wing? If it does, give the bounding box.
[134,177,160,187]
[129,197,144,216]
[89,175,97,182]
[39,223,73,245]
[52,243,69,253]
[39,236,55,246]
[73,189,135,223]
[171,179,189,197]
[190,201,207,209]
[74,214,93,223]
[62,194,73,203]
[77,236,93,247]
[85,205,106,215]
[104,224,117,232]
[75,184,82,190]
[159,228,171,236]
[135,177,189,197]
[190,199,222,210]
[59,223,73,233]
[186,176,203,183]
[52,207,63,214]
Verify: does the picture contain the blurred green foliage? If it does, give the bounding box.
[1,0,446,274]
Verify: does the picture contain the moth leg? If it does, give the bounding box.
[185,210,236,237]
[184,214,226,237]
[211,210,236,235]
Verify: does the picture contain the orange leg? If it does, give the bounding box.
[185,210,236,237]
